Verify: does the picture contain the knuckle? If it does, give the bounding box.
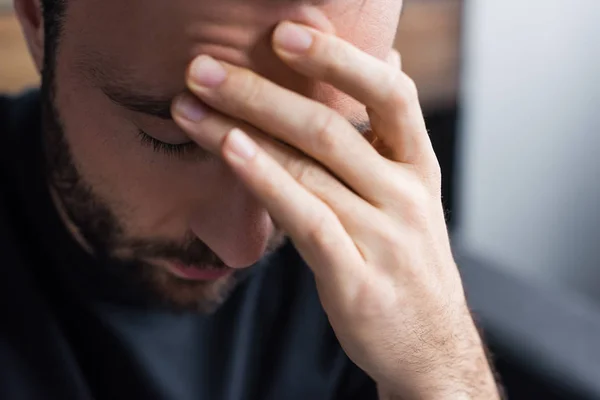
[384,231,422,279]
[367,218,409,262]
[234,71,263,113]
[386,171,415,201]
[402,185,431,229]
[386,168,433,227]
[378,225,405,252]
[387,71,419,108]
[304,208,337,245]
[261,139,297,169]
[430,161,442,183]
[280,148,307,176]
[427,163,443,194]
[287,156,344,200]
[292,160,317,188]
[403,74,419,99]
[310,110,340,154]
[254,155,280,193]
[414,159,442,196]
[351,278,398,321]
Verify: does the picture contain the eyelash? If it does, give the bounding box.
[138,130,198,158]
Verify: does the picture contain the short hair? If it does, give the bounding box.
[40,0,66,101]
[41,0,65,63]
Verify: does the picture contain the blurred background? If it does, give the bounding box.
[2,0,600,398]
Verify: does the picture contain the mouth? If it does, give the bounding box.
[160,260,234,281]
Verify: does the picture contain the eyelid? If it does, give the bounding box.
[134,118,190,145]
[138,129,212,161]
[139,128,194,146]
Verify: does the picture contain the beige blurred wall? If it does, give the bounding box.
[0,0,461,109]
[1,8,40,93]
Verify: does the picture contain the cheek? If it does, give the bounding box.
[53,65,218,235]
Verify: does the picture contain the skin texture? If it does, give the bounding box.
[169,23,500,398]
[15,0,500,397]
[15,0,402,311]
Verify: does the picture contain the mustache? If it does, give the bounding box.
[115,231,287,269]
[119,236,227,268]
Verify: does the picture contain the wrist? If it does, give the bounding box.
[380,326,501,400]
[381,374,501,400]
[404,349,501,400]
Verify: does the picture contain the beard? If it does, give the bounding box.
[39,68,285,313]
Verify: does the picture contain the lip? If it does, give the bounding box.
[163,261,233,281]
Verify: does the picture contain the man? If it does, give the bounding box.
[0,0,500,398]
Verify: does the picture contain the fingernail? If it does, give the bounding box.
[227,128,256,162]
[273,22,313,53]
[190,55,227,87]
[174,95,207,122]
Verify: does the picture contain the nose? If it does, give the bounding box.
[188,175,275,269]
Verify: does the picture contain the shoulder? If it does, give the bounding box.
[0,89,40,135]
[239,242,378,398]
[236,241,333,343]
[0,89,41,174]
[0,90,40,127]
[249,241,347,358]
[0,90,42,264]
[0,90,41,200]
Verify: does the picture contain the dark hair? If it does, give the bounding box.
[40,0,66,100]
[40,0,65,75]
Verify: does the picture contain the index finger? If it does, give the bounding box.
[272,22,435,168]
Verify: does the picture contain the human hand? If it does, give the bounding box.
[172,19,499,400]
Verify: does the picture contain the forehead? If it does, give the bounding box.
[62,0,402,99]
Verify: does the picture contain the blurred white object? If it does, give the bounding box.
[458,0,600,304]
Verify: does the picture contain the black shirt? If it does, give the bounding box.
[0,91,377,400]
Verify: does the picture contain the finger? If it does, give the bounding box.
[172,93,381,235]
[182,56,394,204]
[173,95,421,282]
[386,48,402,70]
[272,22,435,168]
[220,127,366,291]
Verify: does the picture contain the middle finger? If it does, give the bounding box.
[181,55,393,204]
[171,94,378,232]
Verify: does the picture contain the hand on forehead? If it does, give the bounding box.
[65,0,400,104]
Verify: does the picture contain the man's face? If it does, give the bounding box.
[44,0,403,311]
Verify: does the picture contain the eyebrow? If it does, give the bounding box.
[102,85,175,120]
[351,119,372,135]
[103,85,371,135]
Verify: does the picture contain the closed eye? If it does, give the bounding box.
[138,130,212,161]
